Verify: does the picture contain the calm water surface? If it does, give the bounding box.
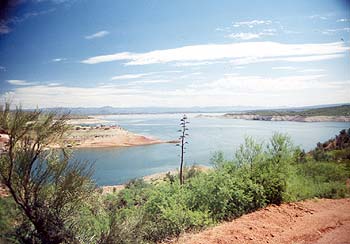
[72,113,350,185]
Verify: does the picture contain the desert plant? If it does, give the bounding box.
[176,115,189,185]
[0,103,95,244]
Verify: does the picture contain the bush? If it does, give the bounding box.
[284,161,349,201]
[3,125,349,244]
[140,183,211,241]
[312,147,332,161]
[186,168,266,221]
[329,148,350,162]
[57,132,350,243]
[0,197,21,243]
[294,147,307,163]
[0,103,96,244]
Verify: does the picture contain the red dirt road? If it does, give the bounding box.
[177,198,350,244]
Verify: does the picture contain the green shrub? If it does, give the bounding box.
[312,146,332,161]
[284,161,349,201]
[141,183,211,241]
[294,147,307,163]
[299,161,348,182]
[329,148,350,162]
[78,133,350,243]
[0,197,21,243]
[185,168,266,221]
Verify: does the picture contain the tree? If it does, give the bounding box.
[235,136,263,172]
[0,103,95,244]
[176,115,189,185]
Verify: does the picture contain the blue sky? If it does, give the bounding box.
[0,0,349,108]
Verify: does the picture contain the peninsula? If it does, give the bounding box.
[58,124,165,148]
[199,105,350,122]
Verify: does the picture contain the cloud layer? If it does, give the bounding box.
[7,80,34,86]
[3,74,349,108]
[81,41,348,65]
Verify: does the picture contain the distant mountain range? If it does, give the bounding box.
[37,106,266,115]
[28,103,350,116]
[221,104,350,122]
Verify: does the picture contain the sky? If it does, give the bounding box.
[0,0,349,109]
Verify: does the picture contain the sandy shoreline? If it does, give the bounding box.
[100,165,210,194]
[2,122,170,151]
[63,125,165,148]
[100,170,178,194]
[66,117,111,125]
[58,117,178,148]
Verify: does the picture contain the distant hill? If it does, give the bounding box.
[36,106,266,115]
[219,105,350,122]
[240,105,350,117]
[28,103,350,116]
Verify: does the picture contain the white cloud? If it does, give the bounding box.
[82,41,348,66]
[178,72,202,79]
[51,58,66,62]
[133,79,171,84]
[174,61,223,67]
[300,68,325,73]
[111,70,181,80]
[272,66,297,70]
[2,74,349,108]
[215,27,231,32]
[111,73,150,80]
[35,0,71,4]
[0,24,11,34]
[226,33,261,40]
[337,18,350,22]
[1,84,166,108]
[7,80,34,86]
[322,28,350,35]
[85,30,110,40]
[277,54,344,62]
[47,82,61,86]
[0,66,6,71]
[283,30,301,34]
[190,74,329,92]
[1,9,55,35]
[232,20,272,28]
[226,30,276,40]
[309,15,328,20]
[230,53,344,65]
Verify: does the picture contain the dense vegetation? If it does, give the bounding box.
[0,103,95,244]
[227,104,350,117]
[310,128,350,162]
[0,104,349,244]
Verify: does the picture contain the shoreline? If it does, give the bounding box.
[58,118,179,148]
[197,114,350,122]
[100,165,210,194]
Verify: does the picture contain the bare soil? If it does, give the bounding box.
[176,198,350,244]
[59,125,165,148]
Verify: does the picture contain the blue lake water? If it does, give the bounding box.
[72,113,350,186]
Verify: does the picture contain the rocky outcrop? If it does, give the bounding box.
[220,114,350,122]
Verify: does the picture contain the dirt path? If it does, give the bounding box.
[176,198,350,244]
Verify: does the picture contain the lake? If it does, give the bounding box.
[72,113,350,186]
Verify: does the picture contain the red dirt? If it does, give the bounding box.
[176,198,350,244]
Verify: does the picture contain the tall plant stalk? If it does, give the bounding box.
[177,114,189,185]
